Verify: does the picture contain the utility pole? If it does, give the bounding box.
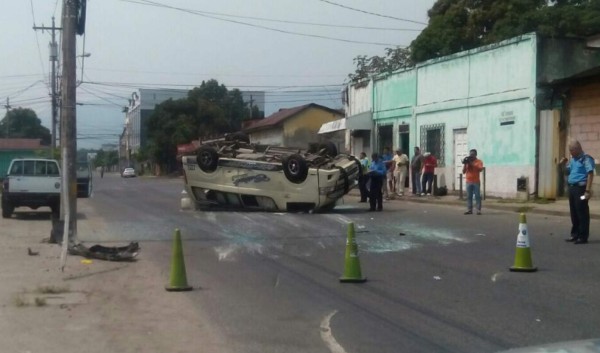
[33,18,62,151]
[4,98,10,138]
[60,0,78,248]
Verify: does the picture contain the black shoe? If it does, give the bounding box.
[464,210,472,215]
[565,237,578,242]
[574,239,588,244]
[368,208,376,212]
[376,208,382,212]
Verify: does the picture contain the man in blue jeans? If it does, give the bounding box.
[561,140,595,244]
[462,149,484,215]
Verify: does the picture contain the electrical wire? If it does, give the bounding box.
[119,0,405,46]
[316,0,427,25]
[29,0,50,93]
[121,0,419,31]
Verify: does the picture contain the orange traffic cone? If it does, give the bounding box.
[166,229,193,291]
[510,213,537,272]
[340,222,366,283]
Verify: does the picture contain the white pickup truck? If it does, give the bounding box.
[1,158,61,218]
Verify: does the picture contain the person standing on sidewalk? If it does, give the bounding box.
[381,147,394,200]
[411,147,423,196]
[462,149,484,215]
[393,149,409,196]
[561,140,595,244]
[358,152,370,203]
[421,152,437,196]
[367,153,386,211]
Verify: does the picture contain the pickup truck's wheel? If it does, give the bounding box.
[318,142,338,158]
[196,146,219,172]
[282,154,308,184]
[2,201,13,218]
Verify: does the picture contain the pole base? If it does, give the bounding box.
[339,277,367,283]
[509,266,537,272]
[165,285,193,292]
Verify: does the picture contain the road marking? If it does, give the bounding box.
[320,310,347,353]
[491,272,502,282]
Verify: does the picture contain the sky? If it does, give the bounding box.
[1,0,435,149]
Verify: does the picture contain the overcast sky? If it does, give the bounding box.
[1,0,435,149]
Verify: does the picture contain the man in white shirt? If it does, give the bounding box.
[393,149,409,196]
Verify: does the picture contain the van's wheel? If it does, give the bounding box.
[282,154,308,184]
[318,142,338,158]
[196,146,219,172]
[2,201,13,218]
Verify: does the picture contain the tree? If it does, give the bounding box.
[410,0,600,62]
[145,79,249,173]
[0,107,51,144]
[348,47,414,83]
[348,1,600,79]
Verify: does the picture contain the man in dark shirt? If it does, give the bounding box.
[561,140,595,244]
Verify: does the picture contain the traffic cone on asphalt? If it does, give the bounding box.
[340,222,366,283]
[509,213,537,272]
[165,228,193,291]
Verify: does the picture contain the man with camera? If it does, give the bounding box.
[462,149,484,215]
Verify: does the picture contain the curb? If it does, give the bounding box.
[346,191,600,219]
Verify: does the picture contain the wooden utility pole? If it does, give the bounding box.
[60,0,78,244]
[33,17,61,150]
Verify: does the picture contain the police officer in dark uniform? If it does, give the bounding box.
[561,140,595,244]
[367,153,386,212]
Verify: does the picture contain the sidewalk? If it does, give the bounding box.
[347,189,600,219]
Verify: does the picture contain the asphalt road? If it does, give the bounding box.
[80,173,600,353]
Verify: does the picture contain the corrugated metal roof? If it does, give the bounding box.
[244,103,343,132]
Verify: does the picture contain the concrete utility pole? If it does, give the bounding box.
[60,0,78,243]
[33,17,62,150]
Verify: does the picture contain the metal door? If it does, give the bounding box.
[453,129,468,190]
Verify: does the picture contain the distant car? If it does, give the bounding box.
[121,167,136,178]
[76,161,92,198]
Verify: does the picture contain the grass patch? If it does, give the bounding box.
[36,285,69,294]
[517,206,533,213]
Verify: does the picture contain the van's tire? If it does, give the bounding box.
[197,146,219,172]
[318,142,338,158]
[2,201,13,218]
[282,154,308,184]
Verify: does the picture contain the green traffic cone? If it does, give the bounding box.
[340,222,366,283]
[166,229,193,291]
[510,213,537,272]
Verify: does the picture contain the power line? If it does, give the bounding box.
[121,0,419,32]
[119,0,405,46]
[83,80,344,90]
[29,0,50,93]
[316,0,427,25]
